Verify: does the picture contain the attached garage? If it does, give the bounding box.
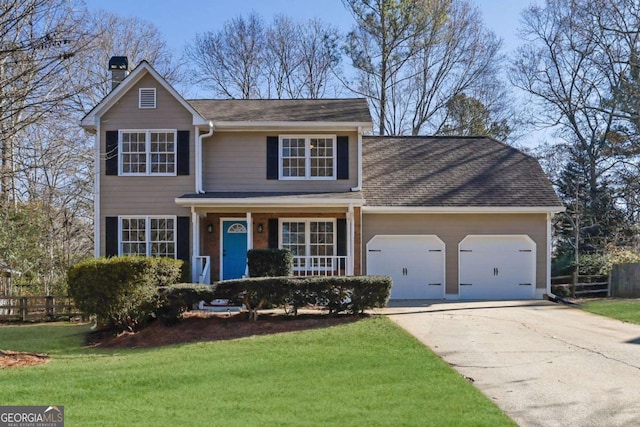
[366,235,445,299]
[458,235,536,300]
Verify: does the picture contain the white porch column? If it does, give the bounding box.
[245,212,253,277]
[246,212,253,250]
[191,208,200,282]
[347,205,354,276]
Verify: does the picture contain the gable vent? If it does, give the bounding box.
[139,88,156,109]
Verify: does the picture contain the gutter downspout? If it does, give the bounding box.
[546,211,559,302]
[93,122,100,258]
[347,205,354,275]
[191,207,199,282]
[350,126,363,192]
[196,121,214,194]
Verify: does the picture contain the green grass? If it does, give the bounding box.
[0,317,514,426]
[582,299,640,324]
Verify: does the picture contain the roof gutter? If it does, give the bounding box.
[175,197,365,208]
[351,126,363,192]
[362,206,566,214]
[196,121,214,194]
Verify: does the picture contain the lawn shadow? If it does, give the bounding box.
[87,311,369,349]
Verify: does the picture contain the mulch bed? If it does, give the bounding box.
[88,310,368,349]
[0,350,50,369]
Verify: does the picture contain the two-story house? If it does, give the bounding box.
[81,58,563,301]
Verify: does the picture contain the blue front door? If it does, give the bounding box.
[222,220,248,280]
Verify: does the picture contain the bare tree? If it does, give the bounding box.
[297,18,341,98]
[342,0,504,136]
[0,0,91,204]
[407,0,503,135]
[186,13,341,100]
[342,0,435,135]
[511,0,639,199]
[512,0,640,256]
[0,5,180,294]
[264,15,301,98]
[66,11,181,114]
[186,13,266,99]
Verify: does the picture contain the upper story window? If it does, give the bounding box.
[120,130,176,176]
[279,135,336,180]
[139,88,156,109]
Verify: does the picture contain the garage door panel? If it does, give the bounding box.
[367,235,445,300]
[459,235,536,300]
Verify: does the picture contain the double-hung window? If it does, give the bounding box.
[120,216,176,258]
[120,130,176,175]
[279,135,336,180]
[280,219,335,270]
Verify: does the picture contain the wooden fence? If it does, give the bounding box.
[609,263,640,298]
[551,275,609,298]
[0,296,81,321]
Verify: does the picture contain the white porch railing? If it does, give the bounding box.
[194,256,211,284]
[293,256,349,277]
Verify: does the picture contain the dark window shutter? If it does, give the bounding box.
[268,218,279,248]
[337,136,349,180]
[105,216,118,257]
[266,136,279,180]
[337,218,347,256]
[177,131,190,175]
[177,216,190,262]
[105,131,119,176]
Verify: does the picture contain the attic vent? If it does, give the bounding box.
[139,88,156,109]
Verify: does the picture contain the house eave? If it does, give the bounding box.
[362,206,566,214]
[175,197,365,208]
[211,121,373,132]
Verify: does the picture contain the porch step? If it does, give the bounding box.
[198,299,244,313]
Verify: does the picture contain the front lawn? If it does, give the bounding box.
[581,299,640,325]
[0,317,514,426]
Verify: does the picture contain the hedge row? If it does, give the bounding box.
[247,249,293,277]
[214,275,392,319]
[68,256,183,331]
[156,283,216,326]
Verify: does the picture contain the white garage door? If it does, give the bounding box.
[458,235,536,300]
[367,235,445,299]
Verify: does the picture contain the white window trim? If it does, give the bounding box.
[279,218,337,271]
[118,215,177,258]
[278,135,336,181]
[118,129,177,177]
[139,88,157,109]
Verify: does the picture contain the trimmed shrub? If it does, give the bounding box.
[213,275,392,319]
[247,249,293,277]
[68,256,183,331]
[157,283,216,325]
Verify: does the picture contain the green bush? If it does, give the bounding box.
[580,249,640,276]
[157,283,216,325]
[247,249,293,277]
[213,275,392,319]
[68,256,183,331]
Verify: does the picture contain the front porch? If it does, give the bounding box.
[180,196,363,283]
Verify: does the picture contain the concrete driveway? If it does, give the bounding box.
[379,300,640,427]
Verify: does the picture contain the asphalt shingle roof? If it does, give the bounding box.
[187,98,372,123]
[362,136,562,207]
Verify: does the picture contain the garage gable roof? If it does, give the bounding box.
[362,136,562,208]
